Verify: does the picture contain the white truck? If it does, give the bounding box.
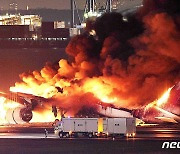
[54,117,136,138]
[103,118,136,137]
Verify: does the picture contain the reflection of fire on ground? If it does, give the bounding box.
[0,0,179,124]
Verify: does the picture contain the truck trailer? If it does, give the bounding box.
[103,118,136,137]
[54,117,136,138]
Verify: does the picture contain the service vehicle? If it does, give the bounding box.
[54,117,136,138]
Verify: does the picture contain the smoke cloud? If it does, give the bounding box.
[10,0,180,114]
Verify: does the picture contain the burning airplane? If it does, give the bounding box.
[0,0,179,124]
[0,82,179,124]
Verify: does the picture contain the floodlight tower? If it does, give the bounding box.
[87,0,96,12]
[70,0,82,28]
[70,0,113,26]
[84,0,113,19]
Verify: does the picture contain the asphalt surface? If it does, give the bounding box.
[0,137,179,154]
[0,124,179,153]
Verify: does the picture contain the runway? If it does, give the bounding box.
[0,125,179,153]
[0,137,179,154]
[0,124,180,139]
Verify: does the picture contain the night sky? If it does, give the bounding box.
[0,49,67,92]
[0,0,105,10]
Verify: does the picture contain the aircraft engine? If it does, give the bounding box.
[5,107,33,124]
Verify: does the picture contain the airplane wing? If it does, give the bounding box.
[155,117,178,123]
[0,87,63,107]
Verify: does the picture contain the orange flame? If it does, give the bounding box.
[82,78,116,103]
[0,96,20,124]
[156,87,173,106]
[31,111,61,123]
[145,86,173,109]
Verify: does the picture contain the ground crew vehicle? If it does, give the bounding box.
[54,117,136,138]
